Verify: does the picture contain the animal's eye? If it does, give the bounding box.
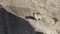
[38,18,40,20]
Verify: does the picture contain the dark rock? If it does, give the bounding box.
[0,5,35,34]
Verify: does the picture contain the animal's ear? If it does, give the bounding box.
[33,13,35,17]
[33,13,35,15]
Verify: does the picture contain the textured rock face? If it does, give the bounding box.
[0,0,60,34]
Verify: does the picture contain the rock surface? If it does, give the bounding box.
[0,0,60,34]
[0,7,35,34]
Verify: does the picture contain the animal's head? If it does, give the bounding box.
[33,13,42,20]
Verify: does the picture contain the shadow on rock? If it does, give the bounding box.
[35,32,44,34]
[0,5,35,34]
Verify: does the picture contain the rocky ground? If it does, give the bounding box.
[0,0,60,34]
